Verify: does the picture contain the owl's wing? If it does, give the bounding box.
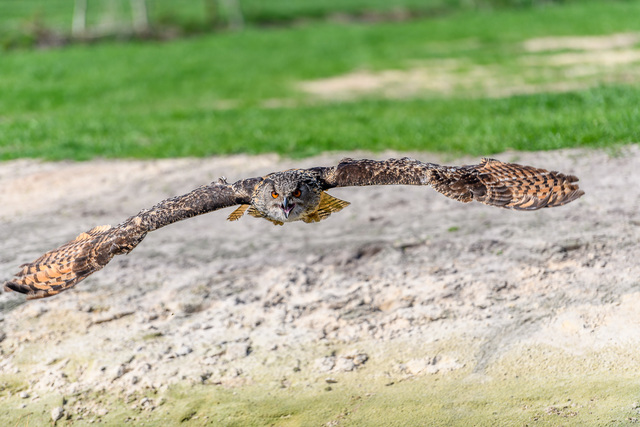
[311,157,433,188]
[3,179,260,299]
[429,158,584,210]
[312,157,583,210]
[3,224,141,300]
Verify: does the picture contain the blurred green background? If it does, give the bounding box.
[1,0,639,160]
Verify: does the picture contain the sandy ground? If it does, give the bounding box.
[1,147,640,424]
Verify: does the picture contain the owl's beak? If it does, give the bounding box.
[281,197,295,219]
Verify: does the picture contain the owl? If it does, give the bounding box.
[227,169,349,226]
[3,157,583,300]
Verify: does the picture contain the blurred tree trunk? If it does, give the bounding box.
[72,0,87,36]
[204,0,218,27]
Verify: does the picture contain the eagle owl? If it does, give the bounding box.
[227,169,349,226]
[3,157,583,300]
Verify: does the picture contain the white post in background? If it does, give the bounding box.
[222,0,244,30]
[131,0,150,33]
[72,0,87,36]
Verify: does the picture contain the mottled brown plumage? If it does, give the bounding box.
[3,157,583,299]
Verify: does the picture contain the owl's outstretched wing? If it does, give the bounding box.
[429,158,584,210]
[3,224,142,300]
[312,157,583,210]
[3,179,260,300]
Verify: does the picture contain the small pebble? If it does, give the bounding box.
[51,406,64,422]
[176,345,193,357]
[226,342,250,360]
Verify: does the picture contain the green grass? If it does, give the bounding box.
[1,0,640,160]
[3,87,638,161]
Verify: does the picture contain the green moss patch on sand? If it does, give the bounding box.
[1,369,637,425]
[2,342,640,425]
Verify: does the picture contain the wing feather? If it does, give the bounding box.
[312,157,582,210]
[313,157,434,189]
[301,192,350,223]
[227,204,250,221]
[443,158,585,210]
[4,225,123,299]
[3,179,259,299]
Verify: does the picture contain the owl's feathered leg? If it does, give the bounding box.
[301,192,350,223]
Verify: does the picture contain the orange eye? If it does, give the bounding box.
[292,189,302,198]
[271,191,279,199]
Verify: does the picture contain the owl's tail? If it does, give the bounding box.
[429,158,584,210]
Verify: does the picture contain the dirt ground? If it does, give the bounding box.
[1,147,640,425]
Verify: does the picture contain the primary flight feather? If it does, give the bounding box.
[3,157,583,300]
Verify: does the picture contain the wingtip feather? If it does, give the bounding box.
[3,280,48,300]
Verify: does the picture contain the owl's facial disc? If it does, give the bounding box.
[259,176,315,223]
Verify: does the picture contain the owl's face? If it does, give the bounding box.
[254,172,321,223]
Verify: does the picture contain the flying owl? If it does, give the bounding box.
[3,157,583,300]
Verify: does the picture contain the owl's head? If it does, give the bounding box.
[254,171,322,223]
